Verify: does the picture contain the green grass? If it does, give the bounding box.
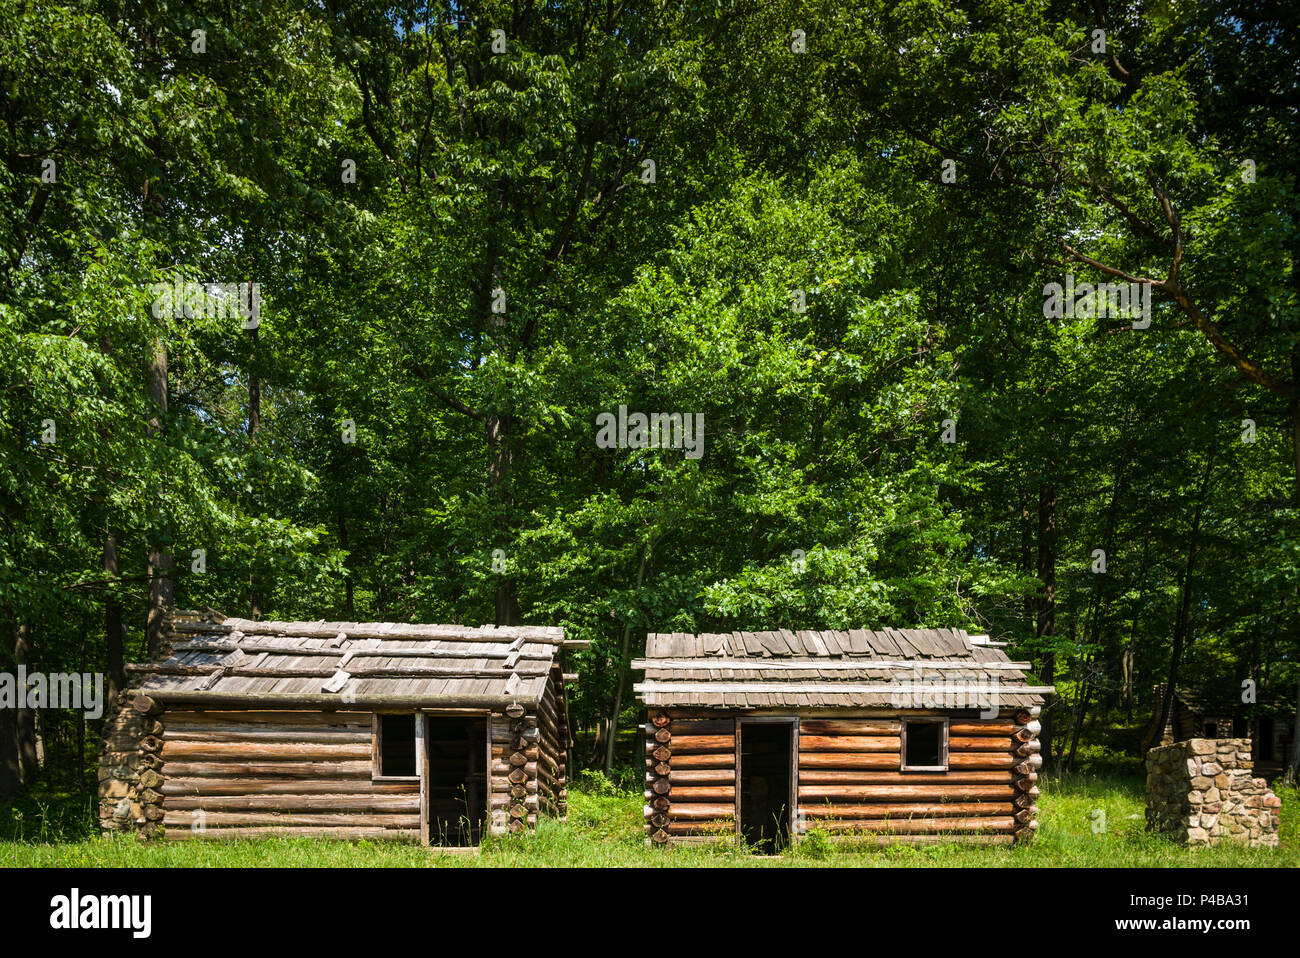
[2,768,1296,867]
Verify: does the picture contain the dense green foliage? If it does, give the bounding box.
[1,0,1297,794]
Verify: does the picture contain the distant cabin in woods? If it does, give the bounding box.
[1153,685,1295,768]
[99,612,581,846]
[633,628,1054,850]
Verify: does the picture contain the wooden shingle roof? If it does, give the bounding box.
[632,628,1052,709]
[127,613,573,709]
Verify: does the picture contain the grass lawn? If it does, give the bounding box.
[3,767,1296,867]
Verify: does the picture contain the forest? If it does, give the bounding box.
[1,0,1298,812]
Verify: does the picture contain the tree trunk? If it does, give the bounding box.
[1035,484,1056,773]
[488,410,521,626]
[146,337,173,659]
[1154,452,1215,750]
[76,618,87,786]
[0,707,18,798]
[249,322,262,618]
[338,512,355,619]
[1122,614,1137,722]
[1287,363,1300,784]
[604,540,653,774]
[1285,680,1300,785]
[104,532,125,701]
[14,621,37,783]
[1065,663,1091,772]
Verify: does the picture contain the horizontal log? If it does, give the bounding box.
[800,802,1016,819]
[797,736,899,753]
[949,753,1017,769]
[161,778,417,797]
[164,794,419,812]
[665,786,734,802]
[165,728,371,745]
[166,826,420,842]
[163,741,371,761]
[812,817,1017,834]
[668,753,735,769]
[161,761,372,778]
[664,821,735,835]
[797,753,899,769]
[665,719,735,736]
[663,804,735,821]
[666,768,734,786]
[142,690,536,709]
[165,711,372,727]
[652,734,734,754]
[947,737,1016,752]
[168,811,419,828]
[948,722,1015,736]
[799,785,1016,802]
[808,831,1016,845]
[799,770,1012,785]
[797,719,900,736]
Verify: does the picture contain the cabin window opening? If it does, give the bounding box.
[901,718,947,771]
[377,713,418,778]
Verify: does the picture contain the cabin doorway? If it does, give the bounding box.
[1259,717,1274,761]
[423,716,487,846]
[738,721,793,854]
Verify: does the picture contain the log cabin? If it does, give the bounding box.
[1152,684,1296,771]
[632,628,1054,850]
[99,611,579,846]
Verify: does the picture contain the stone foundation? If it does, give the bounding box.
[1146,738,1280,848]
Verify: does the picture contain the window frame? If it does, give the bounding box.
[372,712,421,782]
[899,716,949,772]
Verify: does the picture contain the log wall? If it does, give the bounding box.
[535,668,568,821]
[645,711,737,845]
[158,710,421,841]
[644,707,1043,848]
[490,704,540,835]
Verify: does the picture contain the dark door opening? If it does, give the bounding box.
[425,716,487,846]
[739,722,792,854]
[1259,717,1274,762]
